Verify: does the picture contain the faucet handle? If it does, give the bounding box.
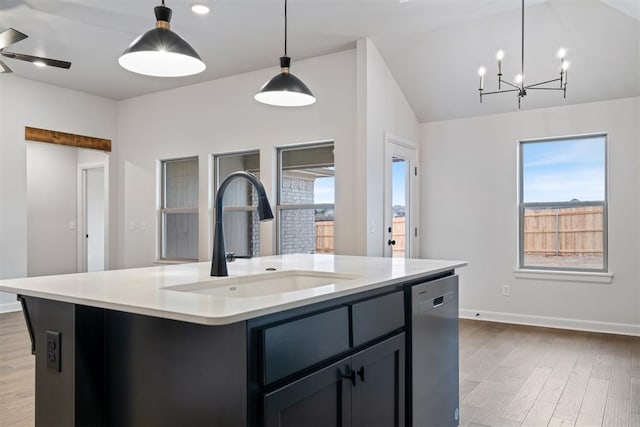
[225,252,236,262]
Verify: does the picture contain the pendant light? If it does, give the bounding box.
[255,0,316,107]
[119,0,205,77]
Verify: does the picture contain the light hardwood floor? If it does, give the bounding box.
[0,312,638,427]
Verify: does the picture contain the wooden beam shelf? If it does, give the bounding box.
[25,126,111,152]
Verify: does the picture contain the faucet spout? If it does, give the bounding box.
[211,171,274,276]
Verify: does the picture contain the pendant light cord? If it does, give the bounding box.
[521,0,524,88]
[284,0,288,56]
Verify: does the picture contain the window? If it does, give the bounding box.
[519,134,607,272]
[278,143,335,254]
[159,157,199,261]
[213,151,261,258]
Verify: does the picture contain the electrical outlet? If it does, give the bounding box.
[46,330,61,372]
[502,284,511,297]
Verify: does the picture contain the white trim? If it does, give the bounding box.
[0,300,22,314]
[514,269,613,283]
[460,309,639,337]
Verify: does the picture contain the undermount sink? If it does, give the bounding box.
[164,270,360,298]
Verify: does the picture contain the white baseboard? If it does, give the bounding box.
[0,300,22,314]
[460,309,640,337]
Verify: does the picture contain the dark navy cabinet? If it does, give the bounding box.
[263,334,405,427]
[253,290,406,427]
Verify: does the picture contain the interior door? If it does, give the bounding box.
[82,167,105,272]
[383,139,418,258]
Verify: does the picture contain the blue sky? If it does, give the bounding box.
[522,136,605,203]
[393,160,406,206]
[314,176,335,204]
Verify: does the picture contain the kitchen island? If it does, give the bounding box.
[0,254,466,427]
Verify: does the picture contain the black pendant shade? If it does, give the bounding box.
[255,56,316,107]
[119,2,205,77]
[255,0,316,107]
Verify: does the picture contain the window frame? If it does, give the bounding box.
[158,156,199,262]
[518,133,608,273]
[277,141,335,255]
[212,150,261,258]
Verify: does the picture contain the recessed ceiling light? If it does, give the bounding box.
[398,0,410,4]
[33,61,46,67]
[191,3,210,15]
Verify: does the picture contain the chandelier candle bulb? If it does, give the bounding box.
[496,50,504,75]
[478,67,485,90]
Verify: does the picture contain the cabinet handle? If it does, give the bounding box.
[357,366,365,383]
[388,239,396,246]
[341,369,356,387]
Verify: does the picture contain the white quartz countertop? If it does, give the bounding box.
[0,255,466,325]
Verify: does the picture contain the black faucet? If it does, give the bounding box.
[211,171,274,276]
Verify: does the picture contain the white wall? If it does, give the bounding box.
[0,75,117,311]
[356,38,421,256]
[26,142,79,277]
[116,49,357,267]
[421,97,640,334]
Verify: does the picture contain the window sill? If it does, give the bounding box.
[153,259,198,265]
[514,269,613,284]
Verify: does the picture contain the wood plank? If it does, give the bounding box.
[548,416,576,427]
[25,126,111,152]
[468,391,513,426]
[631,378,640,414]
[520,400,556,427]
[553,363,592,420]
[602,397,630,427]
[575,377,608,425]
[501,367,551,422]
[591,353,613,379]
[609,355,632,399]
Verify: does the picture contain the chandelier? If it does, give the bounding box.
[477,0,569,108]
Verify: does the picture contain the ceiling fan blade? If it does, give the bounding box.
[0,28,28,50]
[0,59,13,73]
[0,51,71,69]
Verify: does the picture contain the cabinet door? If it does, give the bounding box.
[263,358,352,427]
[351,334,405,427]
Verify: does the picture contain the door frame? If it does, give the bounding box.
[77,163,109,272]
[383,133,419,258]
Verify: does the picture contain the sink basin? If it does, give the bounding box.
[164,270,360,298]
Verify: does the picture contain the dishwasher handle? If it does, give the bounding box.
[417,291,454,313]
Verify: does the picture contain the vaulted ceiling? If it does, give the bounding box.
[1,0,638,122]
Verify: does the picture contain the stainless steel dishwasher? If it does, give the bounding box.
[409,274,459,427]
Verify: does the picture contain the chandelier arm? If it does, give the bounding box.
[481,88,520,96]
[524,78,562,89]
[526,87,566,91]
[499,79,521,90]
